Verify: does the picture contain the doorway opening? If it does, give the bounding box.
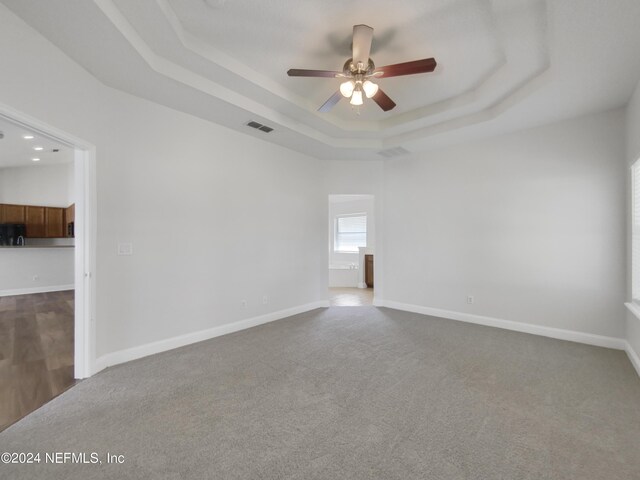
[328,194,374,306]
[0,106,95,430]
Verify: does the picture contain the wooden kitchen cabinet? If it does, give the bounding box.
[45,207,65,238]
[25,206,46,237]
[2,203,72,238]
[65,204,75,237]
[65,204,75,224]
[0,204,26,223]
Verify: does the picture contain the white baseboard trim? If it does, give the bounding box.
[624,302,640,322]
[378,299,626,350]
[93,300,329,375]
[357,283,367,289]
[625,341,640,378]
[0,284,74,297]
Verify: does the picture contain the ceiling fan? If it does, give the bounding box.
[287,24,437,113]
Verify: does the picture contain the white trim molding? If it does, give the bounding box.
[625,302,640,322]
[625,341,640,377]
[93,300,329,375]
[378,299,626,350]
[0,284,74,297]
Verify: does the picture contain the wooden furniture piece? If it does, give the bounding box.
[365,254,374,288]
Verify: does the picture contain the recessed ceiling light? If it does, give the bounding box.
[23,134,34,140]
[32,158,41,162]
[33,146,43,151]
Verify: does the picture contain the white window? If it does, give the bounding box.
[633,160,640,302]
[334,214,367,253]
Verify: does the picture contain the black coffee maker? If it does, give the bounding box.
[0,223,26,246]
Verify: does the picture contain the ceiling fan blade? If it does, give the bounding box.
[372,89,396,111]
[352,24,374,68]
[287,69,341,78]
[374,58,437,78]
[318,91,343,112]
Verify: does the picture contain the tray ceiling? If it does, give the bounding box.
[2,0,640,159]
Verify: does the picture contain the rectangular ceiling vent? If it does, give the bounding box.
[246,120,274,133]
[377,146,410,158]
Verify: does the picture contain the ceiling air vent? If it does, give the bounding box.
[377,146,410,158]
[246,121,274,133]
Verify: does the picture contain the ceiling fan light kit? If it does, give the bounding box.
[340,80,355,97]
[350,87,364,106]
[287,24,437,113]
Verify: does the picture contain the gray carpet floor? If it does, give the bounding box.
[1,306,639,479]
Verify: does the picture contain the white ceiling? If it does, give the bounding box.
[0,115,73,169]
[3,0,640,160]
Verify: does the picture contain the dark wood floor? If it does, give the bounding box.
[0,290,75,431]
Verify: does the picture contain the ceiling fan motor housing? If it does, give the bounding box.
[343,58,375,76]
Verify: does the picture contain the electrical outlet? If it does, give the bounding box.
[241,300,247,308]
[467,295,474,304]
[262,295,269,305]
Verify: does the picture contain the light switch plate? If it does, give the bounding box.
[117,242,133,256]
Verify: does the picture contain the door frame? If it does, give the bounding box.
[0,102,97,378]
[327,193,382,302]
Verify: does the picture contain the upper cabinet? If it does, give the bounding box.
[65,204,75,225]
[25,206,46,238]
[0,204,26,224]
[45,208,64,238]
[0,203,74,238]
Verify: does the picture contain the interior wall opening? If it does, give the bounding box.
[328,194,375,306]
[0,108,94,430]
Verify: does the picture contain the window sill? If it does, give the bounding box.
[625,302,640,322]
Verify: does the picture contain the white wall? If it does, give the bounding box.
[0,5,327,363]
[0,248,73,295]
[382,109,627,339]
[325,160,383,195]
[0,162,73,206]
[626,79,640,365]
[66,160,74,205]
